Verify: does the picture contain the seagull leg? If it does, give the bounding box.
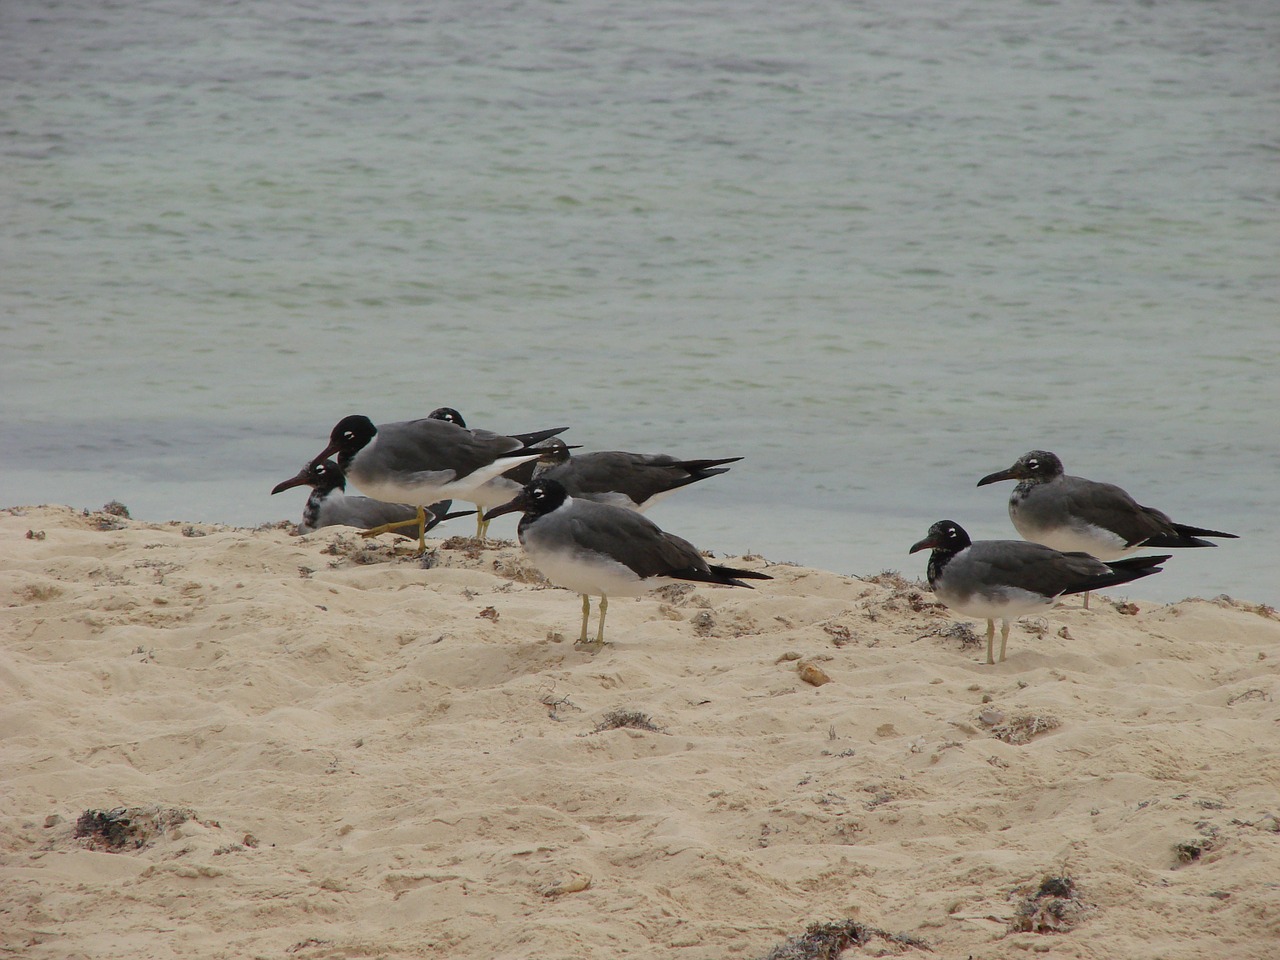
[361,507,430,556]
[1083,590,1091,610]
[594,595,609,648]
[474,505,490,542]
[984,619,996,665]
[573,594,591,645]
[999,619,1011,662]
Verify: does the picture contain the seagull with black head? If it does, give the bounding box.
[485,478,770,648]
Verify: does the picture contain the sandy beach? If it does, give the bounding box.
[3,503,1278,959]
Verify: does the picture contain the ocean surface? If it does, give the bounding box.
[4,0,1277,604]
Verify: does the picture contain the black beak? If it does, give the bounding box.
[309,443,340,469]
[482,490,530,523]
[271,468,310,495]
[976,465,1019,487]
[908,536,937,555]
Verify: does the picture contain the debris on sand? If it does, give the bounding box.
[757,918,930,958]
[589,710,664,734]
[74,806,210,852]
[990,714,1061,745]
[1008,875,1093,934]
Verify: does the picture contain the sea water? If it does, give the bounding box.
[4,0,1277,603]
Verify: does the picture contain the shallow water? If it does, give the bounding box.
[3,0,1277,603]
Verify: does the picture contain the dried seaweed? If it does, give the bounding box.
[1008,875,1092,934]
[589,710,664,734]
[991,714,1061,745]
[74,806,204,852]
[757,918,930,959]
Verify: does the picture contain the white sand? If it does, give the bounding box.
[3,504,1278,959]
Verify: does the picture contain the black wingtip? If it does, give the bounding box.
[1171,522,1238,541]
[708,565,773,587]
[1109,554,1172,572]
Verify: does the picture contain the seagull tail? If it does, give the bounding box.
[1140,522,1239,548]
[707,564,773,588]
[1077,554,1170,595]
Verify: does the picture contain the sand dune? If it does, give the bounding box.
[3,504,1278,959]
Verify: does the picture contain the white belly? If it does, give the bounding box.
[1014,518,1134,561]
[524,539,650,599]
[936,583,1058,621]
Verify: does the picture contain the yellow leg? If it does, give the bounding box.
[360,513,421,536]
[984,619,996,665]
[474,506,490,542]
[595,595,609,647]
[415,507,428,555]
[999,619,1010,662]
[361,507,429,555]
[573,595,608,649]
[575,594,591,644]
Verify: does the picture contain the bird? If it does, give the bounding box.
[426,410,741,512]
[271,459,473,551]
[483,478,771,648]
[976,450,1237,607]
[308,414,569,547]
[909,519,1169,664]
[531,439,742,512]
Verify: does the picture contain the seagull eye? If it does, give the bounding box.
[1028,459,1039,469]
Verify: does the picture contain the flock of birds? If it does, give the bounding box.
[272,414,1236,663]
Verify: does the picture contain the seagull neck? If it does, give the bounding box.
[926,548,956,586]
[1011,476,1048,502]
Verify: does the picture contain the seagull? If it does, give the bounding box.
[483,478,771,648]
[426,408,740,512]
[909,520,1169,664]
[271,459,473,550]
[977,450,1236,607]
[530,439,742,512]
[309,414,568,547]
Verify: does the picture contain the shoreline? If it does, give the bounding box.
[3,503,1278,959]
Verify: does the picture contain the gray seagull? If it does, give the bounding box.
[271,459,472,550]
[484,478,770,647]
[910,519,1168,664]
[977,450,1236,607]
[531,438,742,512]
[308,414,568,549]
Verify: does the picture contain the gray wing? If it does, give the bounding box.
[312,495,421,533]
[555,500,710,578]
[964,539,1110,599]
[544,451,732,506]
[1050,475,1178,546]
[377,419,526,479]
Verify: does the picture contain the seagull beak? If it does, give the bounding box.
[908,536,937,555]
[976,465,1019,487]
[309,443,340,469]
[271,468,310,495]
[482,490,531,522]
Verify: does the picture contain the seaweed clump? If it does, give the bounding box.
[590,710,664,734]
[758,919,930,958]
[74,806,203,852]
[1008,875,1092,934]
